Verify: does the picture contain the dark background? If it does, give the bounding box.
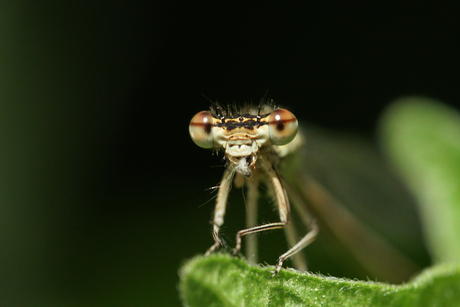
[1,2,459,306]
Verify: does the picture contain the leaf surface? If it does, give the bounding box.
[180,254,460,307]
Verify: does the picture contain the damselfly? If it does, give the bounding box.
[189,102,424,281]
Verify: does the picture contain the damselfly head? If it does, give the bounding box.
[189,105,298,175]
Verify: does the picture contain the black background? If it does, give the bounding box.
[2,2,459,306]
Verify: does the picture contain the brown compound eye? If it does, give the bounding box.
[189,111,214,148]
[268,108,298,145]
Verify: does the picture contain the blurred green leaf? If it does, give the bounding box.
[180,254,460,307]
[380,97,460,263]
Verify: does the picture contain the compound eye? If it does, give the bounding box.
[268,108,298,145]
[189,111,214,148]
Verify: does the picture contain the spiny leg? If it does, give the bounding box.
[256,158,317,277]
[281,179,319,272]
[268,175,319,277]
[264,177,309,272]
[232,159,289,259]
[205,168,234,256]
[283,219,308,272]
[272,220,318,277]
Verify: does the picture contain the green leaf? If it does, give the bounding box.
[379,97,460,263]
[180,254,460,307]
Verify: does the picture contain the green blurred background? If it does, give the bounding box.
[1,2,459,306]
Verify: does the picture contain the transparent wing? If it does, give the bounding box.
[279,124,431,283]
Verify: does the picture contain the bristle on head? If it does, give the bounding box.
[209,99,277,118]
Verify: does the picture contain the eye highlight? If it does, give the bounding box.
[268,108,298,145]
[189,111,214,148]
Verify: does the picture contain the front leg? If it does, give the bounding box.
[205,168,234,255]
[232,159,290,257]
